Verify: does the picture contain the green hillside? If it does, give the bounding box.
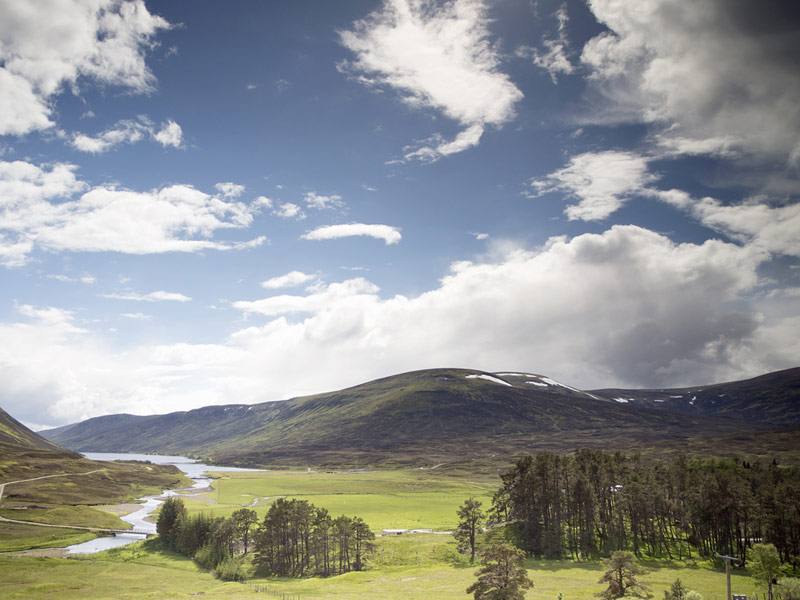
[0,405,71,453]
[42,368,783,469]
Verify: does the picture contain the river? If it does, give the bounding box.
[64,452,261,555]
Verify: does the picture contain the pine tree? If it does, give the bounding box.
[456,497,486,562]
[156,496,186,550]
[466,543,533,600]
[232,508,258,554]
[598,551,651,599]
[664,577,688,600]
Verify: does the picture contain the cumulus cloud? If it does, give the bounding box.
[274,203,305,220]
[102,290,192,302]
[528,145,800,268]
[304,192,344,210]
[215,182,245,198]
[154,119,183,148]
[581,0,800,164]
[301,223,402,245]
[531,150,800,258]
[0,0,170,136]
[528,150,654,221]
[261,271,317,289]
[71,119,147,153]
[339,0,523,161]
[3,225,795,428]
[235,278,379,317]
[0,160,266,266]
[72,117,184,153]
[656,193,800,259]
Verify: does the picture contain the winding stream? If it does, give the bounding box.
[64,452,260,554]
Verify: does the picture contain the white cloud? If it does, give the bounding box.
[230,225,774,392]
[102,290,192,302]
[0,160,265,266]
[660,194,800,259]
[0,69,53,135]
[518,4,574,83]
[3,225,796,428]
[261,271,317,289]
[304,192,344,210]
[0,0,170,136]
[71,119,147,153]
[339,0,522,161]
[72,117,184,153]
[215,182,245,198]
[532,149,800,259]
[253,196,273,210]
[121,312,152,320]
[528,150,654,221]
[581,0,800,163]
[301,223,402,245]
[274,202,305,220]
[47,273,96,284]
[154,119,183,148]
[235,278,379,317]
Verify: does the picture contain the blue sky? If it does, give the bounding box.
[1,0,798,429]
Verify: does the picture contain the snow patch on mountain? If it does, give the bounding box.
[466,374,512,387]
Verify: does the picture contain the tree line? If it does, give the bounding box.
[156,496,375,579]
[491,449,800,565]
[157,496,258,579]
[253,497,374,577]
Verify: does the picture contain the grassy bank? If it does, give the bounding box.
[0,536,762,600]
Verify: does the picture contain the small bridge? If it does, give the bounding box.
[106,529,156,537]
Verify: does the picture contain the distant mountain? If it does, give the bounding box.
[590,367,800,426]
[43,367,796,469]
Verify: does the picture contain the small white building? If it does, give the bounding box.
[381,528,408,536]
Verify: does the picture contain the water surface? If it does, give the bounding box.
[63,452,260,554]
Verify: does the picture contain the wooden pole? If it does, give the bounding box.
[715,554,741,600]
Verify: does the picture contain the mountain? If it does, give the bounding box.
[0,405,70,453]
[42,367,797,469]
[590,367,800,426]
[0,404,89,482]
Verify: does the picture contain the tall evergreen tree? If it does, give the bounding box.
[466,543,533,600]
[598,551,651,599]
[232,508,258,554]
[156,496,186,550]
[456,497,486,562]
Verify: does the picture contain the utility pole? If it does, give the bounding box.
[715,554,741,600]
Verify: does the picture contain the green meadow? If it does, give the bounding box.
[0,466,778,599]
[0,538,760,600]
[183,468,497,531]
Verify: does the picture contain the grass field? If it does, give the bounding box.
[0,464,783,599]
[180,468,497,532]
[0,537,764,600]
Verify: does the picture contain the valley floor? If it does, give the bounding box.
[0,467,775,600]
[0,541,763,600]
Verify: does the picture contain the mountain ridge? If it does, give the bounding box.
[40,367,800,468]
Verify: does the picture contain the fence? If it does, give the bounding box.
[245,581,301,599]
